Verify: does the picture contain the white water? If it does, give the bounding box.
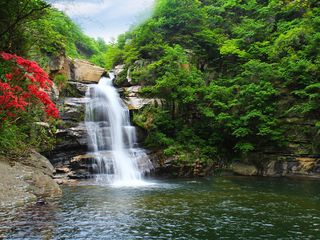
[85,73,153,186]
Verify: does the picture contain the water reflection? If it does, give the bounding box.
[1,202,60,239]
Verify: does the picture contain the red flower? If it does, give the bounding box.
[0,52,13,61]
[0,52,60,120]
[5,73,13,80]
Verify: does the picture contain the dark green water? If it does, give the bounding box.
[1,176,320,239]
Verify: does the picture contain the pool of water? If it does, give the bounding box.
[1,176,320,239]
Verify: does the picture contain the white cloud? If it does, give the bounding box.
[51,0,156,42]
[53,1,114,16]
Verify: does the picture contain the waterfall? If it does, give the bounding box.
[85,73,153,186]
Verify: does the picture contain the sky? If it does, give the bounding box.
[51,0,156,42]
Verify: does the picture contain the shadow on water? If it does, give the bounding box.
[1,177,320,239]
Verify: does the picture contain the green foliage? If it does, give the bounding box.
[54,74,68,90]
[0,117,57,156]
[107,0,320,166]
[105,45,124,70]
[0,121,28,155]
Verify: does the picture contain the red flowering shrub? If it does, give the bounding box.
[0,52,60,121]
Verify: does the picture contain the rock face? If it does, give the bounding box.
[0,151,61,207]
[262,156,320,177]
[122,85,161,110]
[46,60,105,180]
[46,83,89,170]
[73,59,105,83]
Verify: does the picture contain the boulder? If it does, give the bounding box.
[231,163,258,176]
[0,151,61,207]
[73,59,105,83]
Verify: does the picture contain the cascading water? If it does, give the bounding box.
[85,73,153,186]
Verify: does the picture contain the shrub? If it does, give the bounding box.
[0,52,60,154]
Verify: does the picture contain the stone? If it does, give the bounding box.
[231,163,258,176]
[60,98,88,121]
[0,151,61,207]
[48,55,65,71]
[48,55,72,81]
[73,59,105,83]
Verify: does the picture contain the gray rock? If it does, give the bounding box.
[68,81,91,95]
[0,151,61,207]
[48,55,65,71]
[122,85,161,110]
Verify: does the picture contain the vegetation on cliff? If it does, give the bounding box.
[0,0,107,67]
[107,0,320,167]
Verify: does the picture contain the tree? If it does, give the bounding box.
[0,0,50,54]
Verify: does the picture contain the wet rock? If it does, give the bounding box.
[60,98,88,121]
[67,170,91,179]
[35,198,47,206]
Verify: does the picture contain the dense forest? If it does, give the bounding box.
[105,0,320,167]
[1,0,320,168]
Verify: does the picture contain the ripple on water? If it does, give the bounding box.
[1,177,320,239]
